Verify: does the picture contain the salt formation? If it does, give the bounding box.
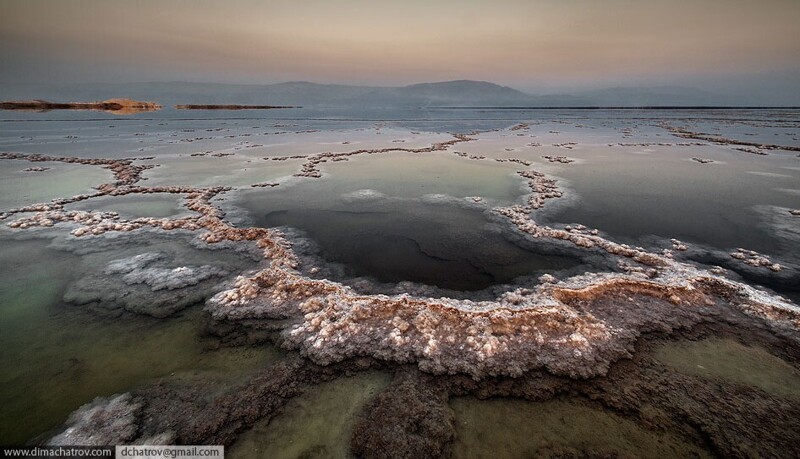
[340,189,387,202]
[104,252,229,290]
[202,164,798,379]
[7,122,794,455]
[670,239,688,251]
[64,252,229,317]
[0,152,154,186]
[730,248,782,272]
[663,123,800,152]
[287,134,473,178]
[2,128,798,380]
[47,394,152,446]
[542,155,575,163]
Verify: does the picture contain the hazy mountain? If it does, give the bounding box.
[0,79,767,107]
[355,80,531,107]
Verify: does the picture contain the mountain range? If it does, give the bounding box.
[0,79,777,107]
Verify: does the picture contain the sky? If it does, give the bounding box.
[1,0,799,95]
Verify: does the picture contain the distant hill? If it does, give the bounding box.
[355,80,532,107]
[0,79,749,108]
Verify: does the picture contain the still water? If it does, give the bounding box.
[0,107,797,447]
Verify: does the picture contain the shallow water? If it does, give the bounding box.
[316,152,524,203]
[543,144,800,256]
[0,159,112,210]
[65,193,189,219]
[655,338,800,398]
[228,372,390,459]
[140,154,304,188]
[1,107,798,447]
[234,159,586,292]
[0,234,275,444]
[679,116,800,148]
[450,397,711,458]
[254,203,581,291]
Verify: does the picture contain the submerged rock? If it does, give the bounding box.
[340,189,387,202]
[64,251,229,318]
[47,394,142,446]
[48,394,175,446]
[105,252,229,291]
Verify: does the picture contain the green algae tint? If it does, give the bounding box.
[228,372,391,459]
[450,397,711,458]
[655,338,800,398]
[0,237,280,444]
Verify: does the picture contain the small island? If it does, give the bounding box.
[175,104,299,110]
[0,98,162,114]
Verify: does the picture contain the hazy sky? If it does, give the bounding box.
[1,0,799,92]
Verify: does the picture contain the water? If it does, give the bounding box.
[655,339,800,398]
[1,107,798,446]
[65,193,189,219]
[256,204,580,291]
[140,154,304,188]
[228,372,390,459]
[313,152,524,203]
[450,397,711,458]
[542,144,799,255]
[234,151,586,291]
[0,233,275,444]
[0,160,112,210]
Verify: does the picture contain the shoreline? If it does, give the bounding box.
[175,104,300,110]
